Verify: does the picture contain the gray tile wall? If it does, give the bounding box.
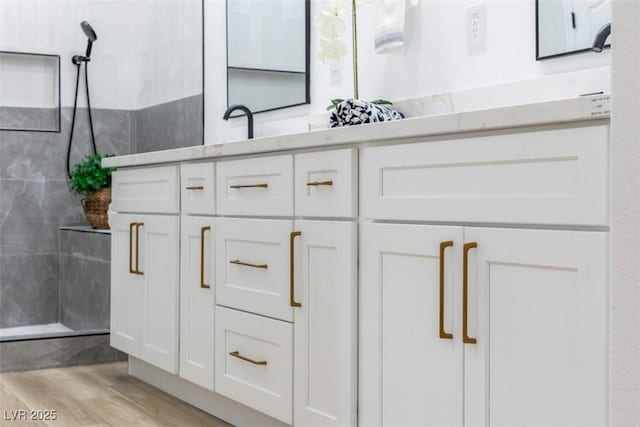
[0,106,59,132]
[0,108,132,329]
[59,229,111,331]
[0,334,127,372]
[0,95,202,329]
[134,94,203,153]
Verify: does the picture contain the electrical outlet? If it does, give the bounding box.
[467,2,486,54]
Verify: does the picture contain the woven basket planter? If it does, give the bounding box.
[82,187,111,230]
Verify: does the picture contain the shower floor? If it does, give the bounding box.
[0,323,73,341]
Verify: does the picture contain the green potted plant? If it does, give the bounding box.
[70,154,115,229]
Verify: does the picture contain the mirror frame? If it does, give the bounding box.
[535,0,610,60]
[225,0,311,115]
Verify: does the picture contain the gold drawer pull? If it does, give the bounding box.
[306,180,333,186]
[129,222,136,274]
[134,223,144,275]
[229,351,267,366]
[439,241,454,340]
[290,231,302,307]
[463,242,477,344]
[186,185,204,190]
[230,183,268,189]
[229,259,268,269]
[201,226,211,289]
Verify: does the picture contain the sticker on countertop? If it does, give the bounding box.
[587,94,611,116]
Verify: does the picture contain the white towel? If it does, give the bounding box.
[374,0,417,54]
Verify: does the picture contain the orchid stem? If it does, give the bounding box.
[352,0,359,99]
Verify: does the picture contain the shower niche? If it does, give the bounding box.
[0,51,61,132]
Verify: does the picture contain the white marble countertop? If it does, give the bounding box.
[103,95,611,169]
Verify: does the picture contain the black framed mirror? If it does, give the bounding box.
[536,0,611,60]
[226,0,310,115]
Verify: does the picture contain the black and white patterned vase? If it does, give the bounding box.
[329,99,405,128]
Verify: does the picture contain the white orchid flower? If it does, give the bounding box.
[318,0,348,16]
[318,38,348,63]
[316,11,347,39]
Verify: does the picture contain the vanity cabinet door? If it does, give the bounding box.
[136,214,180,374]
[110,213,144,358]
[359,223,464,427]
[463,228,607,427]
[179,216,215,390]
[110,213,179,374]
[292,221,357,427]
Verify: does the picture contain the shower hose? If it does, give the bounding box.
[66,61,98,179]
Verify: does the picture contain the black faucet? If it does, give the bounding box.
[592,23,611,53]
[223,104,254,139]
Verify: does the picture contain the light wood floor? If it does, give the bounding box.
[0,362,232,426]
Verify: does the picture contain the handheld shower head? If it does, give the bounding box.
[80,21,97,59]
[81,21,97,42]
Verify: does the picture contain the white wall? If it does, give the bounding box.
[610,0,640,424]
[205,0,611,143]
[0,52,59,108]
[0,0,201,110]
[356,0,610,101]
[134,0,202,109]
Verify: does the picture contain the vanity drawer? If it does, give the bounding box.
[111,166,179,214]
[361,125,609,226]
[215,218,293,322]
[181,162,215,215]
[215,306,293,425]
[295,149,357,217]
[216,155,293,216]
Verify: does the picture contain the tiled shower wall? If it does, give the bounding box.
[0,95,202,328]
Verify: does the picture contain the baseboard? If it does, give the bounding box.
[128,356,288,427]
[0,334,125,372]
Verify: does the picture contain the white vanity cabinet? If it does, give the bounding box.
[361,125,609,226]
[463,227,607,426]
[213,151,358,426]
[105,100,610,427]
[215,217,294,322]
[215,305,294,424]
[177,162,217,389]
[216,155,293,216]
[359,124,609,427]
[110,213,143,357]
[181,162,215,215]
[110,166,181,374]
[292,220,357,427]
[360,224,607,427]
[110,212,179,374]
[359,224,464,427]
[179,215,215,390]
[215,217,358,426]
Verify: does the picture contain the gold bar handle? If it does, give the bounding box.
[290,231,302,307]
[463,242,477,344]
[229,259,268,269]
[439,241,454,340]
[229,351,267,366]
[186,185,204,190]
[306,180,333,186]
[134,223,144,275]
[230,183,268,189]
[129,222,136,274]
[200,226,211,289]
